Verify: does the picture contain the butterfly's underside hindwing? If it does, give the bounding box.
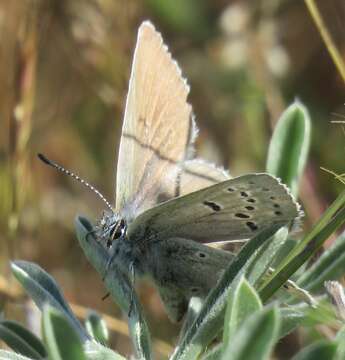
[116,21,194,216]
[148,237,234,322]
[128,173,301,244]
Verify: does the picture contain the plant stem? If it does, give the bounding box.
[304,0,345,83]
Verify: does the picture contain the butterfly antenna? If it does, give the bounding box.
[37,153,114,212]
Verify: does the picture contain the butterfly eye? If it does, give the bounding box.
[106,239,113,248]
[196,251,208,259]
[110,219,127,241]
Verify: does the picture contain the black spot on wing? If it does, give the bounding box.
[203,201,222,212]
[246,221,258,231]
[235,213,250,219]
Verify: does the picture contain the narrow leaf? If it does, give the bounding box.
[223,277,262,345]
[11,261,87,341]
[246,227,289,286]
[280,300,337,338]
[85,311,109,345]
[222,306,280,360]
[291,341,337,360]
[200,344,222,360]
[335,325,345,360]
[42,306,86,360]
[84,341,126,360]
[0,320,46,359]
[0,350,34,360]
[76,216,152,360]
[259,193,345,302]
[297,231,345,292]
[266,101,311,196]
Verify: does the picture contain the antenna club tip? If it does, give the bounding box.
[37,153,51,165]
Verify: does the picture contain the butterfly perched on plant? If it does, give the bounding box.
[39,21,301,322]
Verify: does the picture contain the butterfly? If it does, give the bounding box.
[39,21,301,322]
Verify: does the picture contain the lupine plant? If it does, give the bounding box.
[1,102,345,360]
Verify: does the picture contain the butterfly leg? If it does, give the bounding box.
[102,251,118,281]
[128,261,136,317]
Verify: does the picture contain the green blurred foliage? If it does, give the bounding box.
[0,0,345,358]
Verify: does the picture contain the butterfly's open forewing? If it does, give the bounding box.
[116,21,194,216]
[128,173,301,244]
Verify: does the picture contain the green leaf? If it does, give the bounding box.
[291,341,337,360]
[259,191,345,302]
[84,341,126,360]
[223,277,262,345]
[280,300,337,338]
[76,216,152,360]
[171,224,282,360]
[335,325,345,360]
[297,231,345,292]
[85,311,109,345]
[0,350,34,359]
[246,227,289,286]
[222,306,280,360]
[200,344,222,360]
[0,320,46,359]
[266,101,311,196]
[42,306,86,360]
[11,261,87,341]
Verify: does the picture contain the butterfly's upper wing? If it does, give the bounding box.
[116,21,193,216]
[128,173,301,244]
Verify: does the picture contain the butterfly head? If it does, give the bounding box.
[97,211,127,248]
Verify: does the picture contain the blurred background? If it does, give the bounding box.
[1,0,345,358]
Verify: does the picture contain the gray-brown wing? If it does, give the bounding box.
[148,237,234,322]
[128,173,301,244]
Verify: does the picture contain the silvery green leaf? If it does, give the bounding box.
[75,216,152,360]
[246,227,289,287]
[42,306,86,360]
[221,306,280,360]
[84,341,126,360]
[85,311,109,345]
[259,193,345,302]
[0,350,34,360]
[280,298,338,338]
[11,261,87,341]
[291,341,337,360]
[335,325,345,360]
[179,297,203,341]
[297,231,345,292]
[266,100,311,196]
[223,276,262,346]
[0,320,46,359]
[200,344,222,360]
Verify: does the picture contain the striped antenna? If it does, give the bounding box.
[37,153,114,212]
